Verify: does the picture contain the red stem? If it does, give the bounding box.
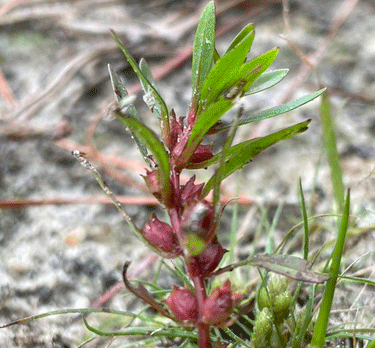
[193,276,212,348]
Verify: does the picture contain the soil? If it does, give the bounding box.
[1,0,375,347]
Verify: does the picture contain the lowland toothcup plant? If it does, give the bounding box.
[104,2,326,347]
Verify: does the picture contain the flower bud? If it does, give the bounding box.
[189,144,213,164]
[141,214,182,258]
[202,280,242,326]
[142,169,161,201]
[180,176,204,203]
[165,285,198,323]
[189,239,227,277]
[168,109,184,150]
[182,200,214,238]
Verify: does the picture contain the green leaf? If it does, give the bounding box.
[319,89,345,211]
[310,189,350,348]
[195,119,309,175]
[108,63,130,105]
[191,1,216,109]
[245,68,289,95]
[199,26,255,111]
[83,316,198,339]
[115,111,172,207]
[214,88,326,132]
[201,120,310,196]
[239,47,279,93]
[110,30,170,138]
[249,254,329,283]
[177,98,233,169]
[108,64,150,164]
[139,58,163,117]
[225,23,255,53]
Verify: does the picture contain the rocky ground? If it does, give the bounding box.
[1,0,375,347]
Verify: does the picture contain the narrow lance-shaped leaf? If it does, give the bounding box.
[238,47,280,94]
[245,69,289,95]
[199,26,255,112]
[110,30,170,143]
[210,254,329,284]
[139,58,163,118]
[177,98,233,170]
[108,64,150,165]
[115,111,172,208]
[225,23,255,54]
[190,119,311,170]
[190,1,216,116]
[201,120,311,197]
[250,254,330,283]
[212,88,326,133]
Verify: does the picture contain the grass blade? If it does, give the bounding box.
[299,178,309,260]
[319,89,345,211]
[310,189,350,348]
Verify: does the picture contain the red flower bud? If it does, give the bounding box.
[141,214,182,258]
[189,239,227,277]
[142,169,161,201]
[168,109,185,150]
[202,280,242,326]
[180,176,204,203]
[182,200,214,237]
[189,144,214,164]
[165,285,198,323]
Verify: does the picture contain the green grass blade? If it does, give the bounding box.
[319,89,345,211]
[201,120,310,195]
[245,69,289,95]
[310,189,351,348]
[0,308,144,328]
[299,178,309,260]
[191,1,216,110]
[115,112,172,207]
[83,316,198,339]
[291,284,315,348]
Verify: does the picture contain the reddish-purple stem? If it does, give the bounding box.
[193,276,211,348]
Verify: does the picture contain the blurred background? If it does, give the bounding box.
[1,0,374,347]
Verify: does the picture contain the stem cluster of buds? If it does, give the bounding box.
[107,2,324,347]
[139,119,242,336]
